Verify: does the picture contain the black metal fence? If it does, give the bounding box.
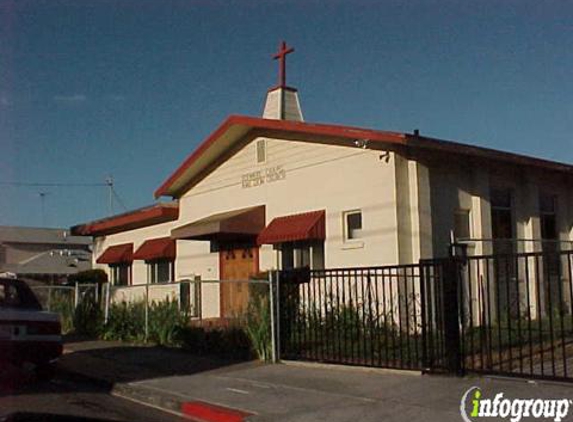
[278,249,573,382]
[459,250,573,381]
[278,264,440,370]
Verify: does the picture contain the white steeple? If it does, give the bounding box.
[263,87,304,121]
[262,41,304,121]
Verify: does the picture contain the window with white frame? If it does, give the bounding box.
[344,210,363,241]
[490,188,514,255]
[256,139,266,164]
[279,241,324,270]
[110,264,131,286]
[540,194,558,244]
[147,259,173,284]
[540,194,559,279]
[191,276,202,318]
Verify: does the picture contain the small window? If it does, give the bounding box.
[540,194,557,240]
[149,260,172,284]
[256,139,266,164]
[281,244,295,269]
[540,194,556,215]
[110,264,131,286]
[491,188,512,209]
[279,241,324,270]
[192,276,202,318]
[490,188,514,255]
[454,210,471,240]
[344,210,363,241]
[180,276,202,318]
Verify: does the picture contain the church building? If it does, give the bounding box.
[72,42,573,320]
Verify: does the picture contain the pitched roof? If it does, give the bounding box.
[154,115,573,199]
[0,248,92,275]
[71,202,179,237]
[0,226,92,246]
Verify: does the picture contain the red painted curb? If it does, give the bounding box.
[181,401,252,422]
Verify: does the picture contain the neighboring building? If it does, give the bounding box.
[72,44,573,320]
[0,226,92,281]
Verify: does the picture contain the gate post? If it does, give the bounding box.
[269,270,278,363]
[104,282,111,324]
[419,263,429,370]
[74,282,80,309]
[443,256,463,375]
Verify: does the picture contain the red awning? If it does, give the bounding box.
[257,210,325,245]
[96,243,133,264]
[133,237,176,261]
[171,205,265,242]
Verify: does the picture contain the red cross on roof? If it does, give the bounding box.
[273,41,295,88]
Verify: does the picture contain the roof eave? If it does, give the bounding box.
[71,204,179,237]
[154,115,407,198]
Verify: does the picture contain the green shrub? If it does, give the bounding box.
[218,327,252,360]
[101,301,146,342]
[73,293,104,337]
[178,325,252,360]
[177,326,207,353]
[99,294,262,358]
[148,299,189,346]
[245,286,272,361]
[50,290,74,334]
[101,299,189,346]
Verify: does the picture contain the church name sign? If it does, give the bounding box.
[242,166,286,189]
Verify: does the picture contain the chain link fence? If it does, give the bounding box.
[101,276,276,361]
[27,274,282,363]
[30,283,100,333]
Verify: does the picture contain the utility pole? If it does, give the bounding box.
[39,192,49,226]
[105,176,114,215]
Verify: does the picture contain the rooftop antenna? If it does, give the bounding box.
[105,175,114,215]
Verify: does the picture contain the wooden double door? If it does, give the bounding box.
[219,247,258,318]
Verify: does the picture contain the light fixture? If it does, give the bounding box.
[353,138,370,149]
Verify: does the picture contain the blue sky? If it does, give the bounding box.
[1,0,572,228]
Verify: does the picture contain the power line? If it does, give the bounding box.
[0,181,108,187]
[3,177,130,220]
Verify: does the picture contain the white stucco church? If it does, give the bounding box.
[72,42,573,320]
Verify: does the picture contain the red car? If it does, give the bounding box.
[0,278,63,380]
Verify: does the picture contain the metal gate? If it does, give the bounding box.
[278,263,447,371]
[458,250,573,382]
[278,249,573,382]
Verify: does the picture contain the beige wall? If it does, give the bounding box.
[394,156,433,263]
[426,159,573,258]
[176,137,400,318]
[93,135,573,321]
[94,220,221,319]
[93,220,175,284]
[95,137,400,318]
[177,136,399,274]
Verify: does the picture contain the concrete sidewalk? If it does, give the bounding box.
[60,341,573,422]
